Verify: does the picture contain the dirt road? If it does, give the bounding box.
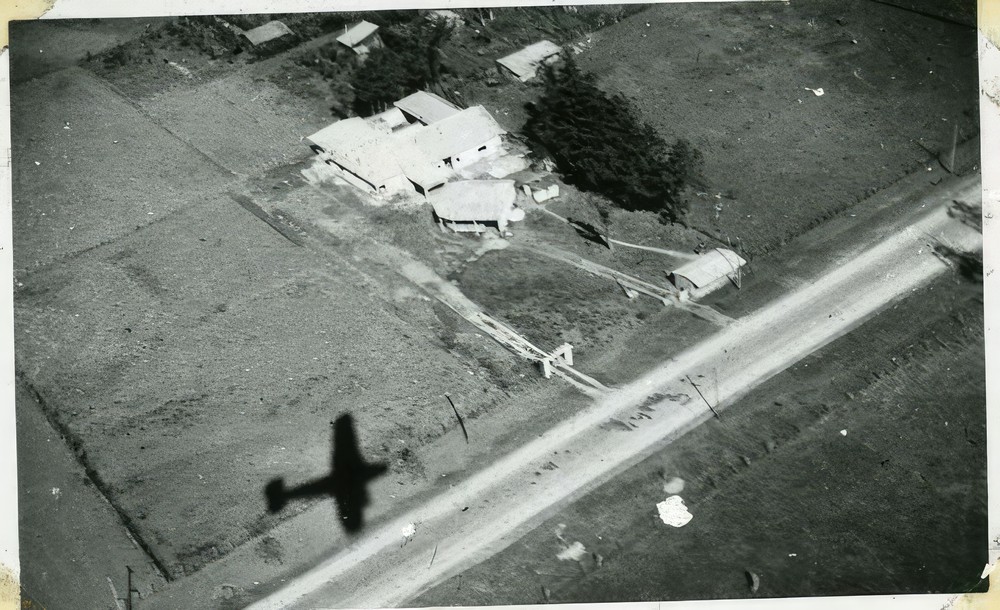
[244,177,981,609]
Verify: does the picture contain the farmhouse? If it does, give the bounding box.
[337,21,383,55]
[410,106,506,171]
[430,180,525,235]
[305,98,508,197]
[305,117,410,195]
[393,90,461,126]
[668,248,747,299]
[242,20,294,46]
[497,40,562,82]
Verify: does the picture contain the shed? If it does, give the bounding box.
[430,180,525,235]
[668,248,747,298]
[393,91,461,126]
[337,21,383,55]
[242,21,294,46]
[496,40,562,82]
[305,118,409,195]
[412,106,506,170]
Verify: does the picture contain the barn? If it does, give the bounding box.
[430,180,525,235]
[668,248,747,299]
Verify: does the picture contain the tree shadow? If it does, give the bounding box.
[265,413,388,534]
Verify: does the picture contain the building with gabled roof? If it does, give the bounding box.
[411,106,506,171]
[497,40,562,82]
[430,180,525,235]
[668,248,747,299]
[305,99,509,198]
[337,21,383,55]
[242,20,294,46]
[305,118,409,195]
[393,91,461,126]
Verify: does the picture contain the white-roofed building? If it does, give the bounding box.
[430,180,524,235]
[393,91,461,126]
[668,248,747,299]
[242,21,294,46]
[412,106,506,171]
[336,21,383,55]
[305,118,410,195]
[305,101,509,198]
[497,40,562,82]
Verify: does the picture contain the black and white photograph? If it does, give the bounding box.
[4,0,995,608]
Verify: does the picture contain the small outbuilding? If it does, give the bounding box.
[242,20,294,46]
[337,21,383,56]
[668,248,747,299]
[430,180,525,235]
[496,40,562,82]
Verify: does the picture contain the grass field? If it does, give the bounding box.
[414,266,986,605]
[578,0,979,253]
[10,66,235,275]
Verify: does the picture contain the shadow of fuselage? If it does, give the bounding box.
[265,414,388,534]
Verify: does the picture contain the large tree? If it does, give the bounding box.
[350,17,455,116]
[524,53,702,223]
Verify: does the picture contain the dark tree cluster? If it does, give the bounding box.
[350,18,455,116]
[524,53,703,223]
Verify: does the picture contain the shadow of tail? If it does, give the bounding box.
[265,478,286,513]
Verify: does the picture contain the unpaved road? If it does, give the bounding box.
[245,177,982,609]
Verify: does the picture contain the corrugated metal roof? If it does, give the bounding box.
[496,40,561,81]
[412,106,506,161]
[671,248,747,288]
[306,118,404,186]
[430,180,517,221]
[337,21,380,48]
[393,91,461,125]
[243,21,294,46]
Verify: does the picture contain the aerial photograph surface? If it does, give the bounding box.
[9,1,988,608]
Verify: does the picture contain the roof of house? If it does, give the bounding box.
[393,91,461,125]
[671,248,747,288]
[496,40,562,81]
[366,107,408,133]
[412,106,506,161]
[337,21,380,48]
[430,180,517,221]
[243,20,294,45]
[306,118,404,186]
[388,132,454,189]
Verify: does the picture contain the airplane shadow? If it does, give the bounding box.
[265,413,388,534]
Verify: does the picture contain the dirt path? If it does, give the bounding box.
[243,178,981,609]
[512,239,735,327]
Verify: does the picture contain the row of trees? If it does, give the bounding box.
[525,53,703,224]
